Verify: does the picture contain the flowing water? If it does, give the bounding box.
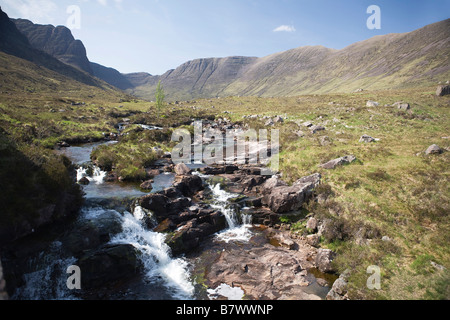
[12,141,329,300]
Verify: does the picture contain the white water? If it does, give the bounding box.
[208,183,253,243]
[110,206,194,299]
[76,166,107,184]
[207,283,245,300]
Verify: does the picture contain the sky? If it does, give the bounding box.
[0,0,449,75]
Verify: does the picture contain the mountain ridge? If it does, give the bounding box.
[4,6,449,101]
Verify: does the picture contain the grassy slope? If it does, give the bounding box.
[169,87,449,300]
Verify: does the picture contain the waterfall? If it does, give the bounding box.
[76,166,107,184]
[110,207,194,299]
[208,181,253,243]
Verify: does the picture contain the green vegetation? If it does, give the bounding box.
[155,80,166,118]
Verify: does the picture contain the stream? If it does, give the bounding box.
[11,140,332,300]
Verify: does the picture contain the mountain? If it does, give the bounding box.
[129,18,450,101]
[0,7,123,94]
[6,6,449,101]
[12,18,93,75]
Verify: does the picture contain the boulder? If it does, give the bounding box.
[425,144,443,155]
[436,85,450,96]
[366,101,379,107]
[320,155,356,169]
[359,135,376,143]
[174,174,204,197]
[326,270,350,300]
[140,180,153,190]
[306,217,318,232]
[316,249,336,273]
[319,136,332,146]
[310,125,325,134]
[262,174,320,213]
[78,177,90,185]
[306,234,320,247]
[174,163,191,176]
[396,102,411,111]
[78,244,142,289]
[261,176,288,195]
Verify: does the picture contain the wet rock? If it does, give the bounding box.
[425,144,443,155]
[78,244,142,290]
[316,249,337,273]
[78,177,90,185]
[140,180,153,190]
[63,211,123,256]
[319,155,356,169]
[174,163,191,176]
[436,85,450,96]
[166,212,226,255]
[174,174,204,197]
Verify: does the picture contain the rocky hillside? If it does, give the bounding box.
[13,18,93,75]
[131,18,450,100]
[4,7,449,102]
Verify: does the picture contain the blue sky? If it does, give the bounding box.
[1,0,449,75]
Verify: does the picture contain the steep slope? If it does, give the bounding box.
[131,18,450,101]
[13,18,93,75]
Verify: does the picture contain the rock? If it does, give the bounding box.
[174,163,191,176]
[263,174,320,213]
[316,249,336,273]
[265,119,275,126]
[63,211,123,255]
[320,155,357,169]
[319,136,332,146]
[166,212,226,255]
[0,258,8,300]
[206,243,319,300]
[272,233,296,250]
[295,130,305,138]
[396,103,411,111]
[366,101,379,107]
[359,134,376,143]
[78,176,90,185]
[174,174,204,197]
[140,180,153,190]
[77,244,142,290]
[306,217,318,232]
[354,88,364,93]
[303,121,313,128]
[436,85,450,96]
[306,234,320,247]
[310,125,325,134]
[273,116,284,123]
[261,175,288,195]
[425,144,443,155]
[431,261,446,271]
[326,271,349,300]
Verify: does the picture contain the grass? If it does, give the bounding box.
[0,80,449,299]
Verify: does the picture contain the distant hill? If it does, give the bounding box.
[13,18,93,75]
[3,5,449,101]
[130,19,450,101]
[0,7,124,95]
